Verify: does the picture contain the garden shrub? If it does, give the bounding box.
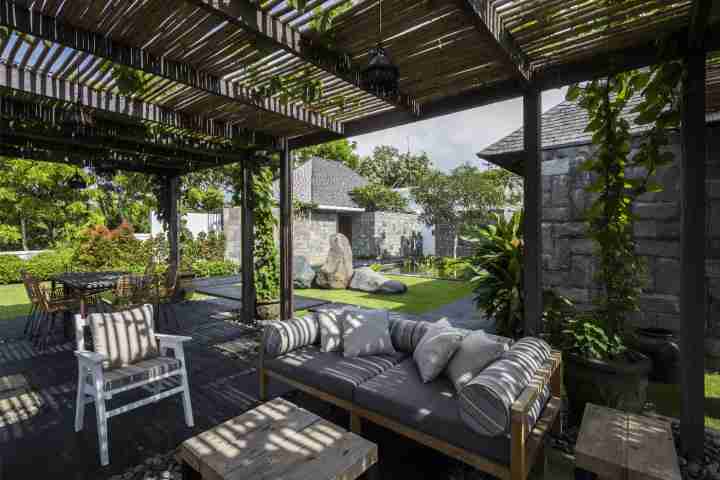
[0,255,23,284]
[192,259,239,278]
[24,249,74,280]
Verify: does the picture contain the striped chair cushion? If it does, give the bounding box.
[87,304,159,370]
[457,337,551,437]
[86,356,181,391]
[264,315,319,358]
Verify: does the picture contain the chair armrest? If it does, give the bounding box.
[155,334,192,345]
[75,350,106,365]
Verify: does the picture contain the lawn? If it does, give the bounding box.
[0,283,31,322]
[296,275,473,315]
[647,373,720,430]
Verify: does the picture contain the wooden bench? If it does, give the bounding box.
[575,403,681,480]
[177,397,378,480]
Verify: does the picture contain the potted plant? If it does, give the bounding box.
[561,64,680,424]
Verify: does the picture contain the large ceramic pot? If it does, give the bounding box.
[630,327,680,384]
[564,351,651,426]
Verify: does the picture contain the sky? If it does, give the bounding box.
[350,88,568,172]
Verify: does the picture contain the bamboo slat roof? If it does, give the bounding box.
[0,0,719,172]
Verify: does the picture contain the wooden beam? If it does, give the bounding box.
[241,156,256,324]
[688,0,713,49]
[459,0,530,81]
[279,140,294,320]
[0,0,343,134]
[190,0,420,117]
[289,22,720,149]
[523,86,542,336]
[680,48,707,460]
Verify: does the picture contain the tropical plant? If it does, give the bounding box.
[349,183,408,212]
[469,211,525,337]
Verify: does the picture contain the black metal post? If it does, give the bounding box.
[167,175,181,282]
[279,140,294,320]
[241,157,256,324]
[523,86,543,336]
[680,48,707,459]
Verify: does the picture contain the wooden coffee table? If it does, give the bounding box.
[177,397,378,480]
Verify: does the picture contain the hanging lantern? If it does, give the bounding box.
[66,169,87,190]
[361,0,399,98]
[361,43,399,98]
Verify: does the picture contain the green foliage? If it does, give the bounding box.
[251,166,281,301]
[567,61,680,346]
[24,249,74,281]
[295,139,361,170]
[349,183,408,212]
[72,222,149,271]
[191,259,238,278]
[359,146,433,188]
[401,256,473,280]
[369,263,383,272]
[412,165,521,256]
[0,255,23,284]
[0,225,21,248]
[469,211,525,338]
[183,231,226,265]
[562,314,626,360]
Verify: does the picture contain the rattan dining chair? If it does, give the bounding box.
[31,280,81,349]
[21,271,41,337]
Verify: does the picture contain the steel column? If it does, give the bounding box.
[241,157,256,324]
[279,141,294,320]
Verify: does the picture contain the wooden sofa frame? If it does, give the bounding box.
[258,332,562,480]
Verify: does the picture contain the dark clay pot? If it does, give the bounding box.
[630,327,680,384]
[564,351,651,426]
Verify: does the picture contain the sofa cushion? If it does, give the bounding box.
[264,315,319,358]
[413,325,465,383]
[265,346,406,401]
[317,307,346,352]
[86,356,181,391]
[388,317,431,353]
[457,337,551,437]
[343,309,397,358]
[354,358,512,465]
[87,304,159,370]
[445,330,509,390]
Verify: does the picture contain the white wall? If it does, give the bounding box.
[150,211,223,238]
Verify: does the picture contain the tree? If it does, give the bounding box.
[89,171,156,232]
[358,146,432,188]
[0,158,94,250]
[349,183,409,212]
[295,139,361,170]
[412,164,521,257]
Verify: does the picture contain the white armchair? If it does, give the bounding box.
[74,305,194,466]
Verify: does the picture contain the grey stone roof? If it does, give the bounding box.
[478,96,647,157]
[273,157,369,209]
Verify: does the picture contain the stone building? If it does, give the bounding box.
[478,99,720,333]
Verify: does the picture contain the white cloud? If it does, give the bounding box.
[350,87,567,172]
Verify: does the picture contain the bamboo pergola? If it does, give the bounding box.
[1,0,718,462]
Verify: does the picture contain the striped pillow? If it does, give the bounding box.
[87,304,159,370]
[457,337,551,436]
[264,315,319,358]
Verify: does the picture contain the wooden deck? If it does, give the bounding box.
[0,298,555,480]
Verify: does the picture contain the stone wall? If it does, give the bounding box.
[351,212,424,258]
[542,126,720,332]
[435,223,474,258]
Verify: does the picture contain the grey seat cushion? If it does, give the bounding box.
[86,356,181,391]
[265,346,406,401]
[354,358,513,465]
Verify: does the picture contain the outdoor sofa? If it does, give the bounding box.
[258,307,562,480]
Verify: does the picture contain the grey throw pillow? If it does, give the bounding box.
[87,304,159,370]
[342,309,397,358]
[317,307,346,352]
[413,325,465,383]
[445,330,509,390]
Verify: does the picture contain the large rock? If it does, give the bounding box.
[316,234,354,289]
[377,280,408,294]
[350,267,387,292]
[293,256,316,289]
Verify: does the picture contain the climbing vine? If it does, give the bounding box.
[567,51,682,344]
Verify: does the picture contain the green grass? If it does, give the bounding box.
[0,283,31,322]
[296,275,473,315]
[647,373,720,430]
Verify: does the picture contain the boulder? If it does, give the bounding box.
[377,280,408,294]
[350,267,387,292]
[316,234,354,289]
[293,256,316,289]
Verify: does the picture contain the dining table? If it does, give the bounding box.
[51,271,128,317]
